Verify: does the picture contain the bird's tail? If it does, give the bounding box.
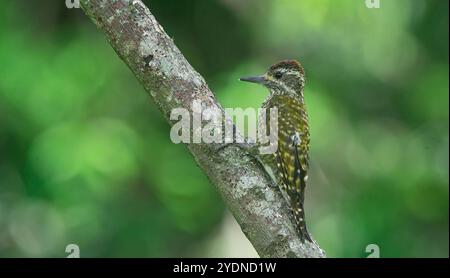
[292,196,313,243]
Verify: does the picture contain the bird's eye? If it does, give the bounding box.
[274,72,283,79]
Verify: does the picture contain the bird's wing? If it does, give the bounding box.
[275,129,312,242]
[276,130,308,198]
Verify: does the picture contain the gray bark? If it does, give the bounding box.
[80,0,325,258]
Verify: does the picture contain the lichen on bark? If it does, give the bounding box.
[80,0,325,258]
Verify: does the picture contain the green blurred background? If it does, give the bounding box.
[0,0,448,257]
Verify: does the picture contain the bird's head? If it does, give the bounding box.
[240,60,305,95]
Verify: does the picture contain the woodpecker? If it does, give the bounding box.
[240,60,312,242]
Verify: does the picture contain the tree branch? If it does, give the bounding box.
[80,0,325,258]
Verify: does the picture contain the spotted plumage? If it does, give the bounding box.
[240,60,312,242]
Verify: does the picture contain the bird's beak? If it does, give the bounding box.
[239,75,266,84]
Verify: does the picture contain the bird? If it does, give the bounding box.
[239,60,313,242]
